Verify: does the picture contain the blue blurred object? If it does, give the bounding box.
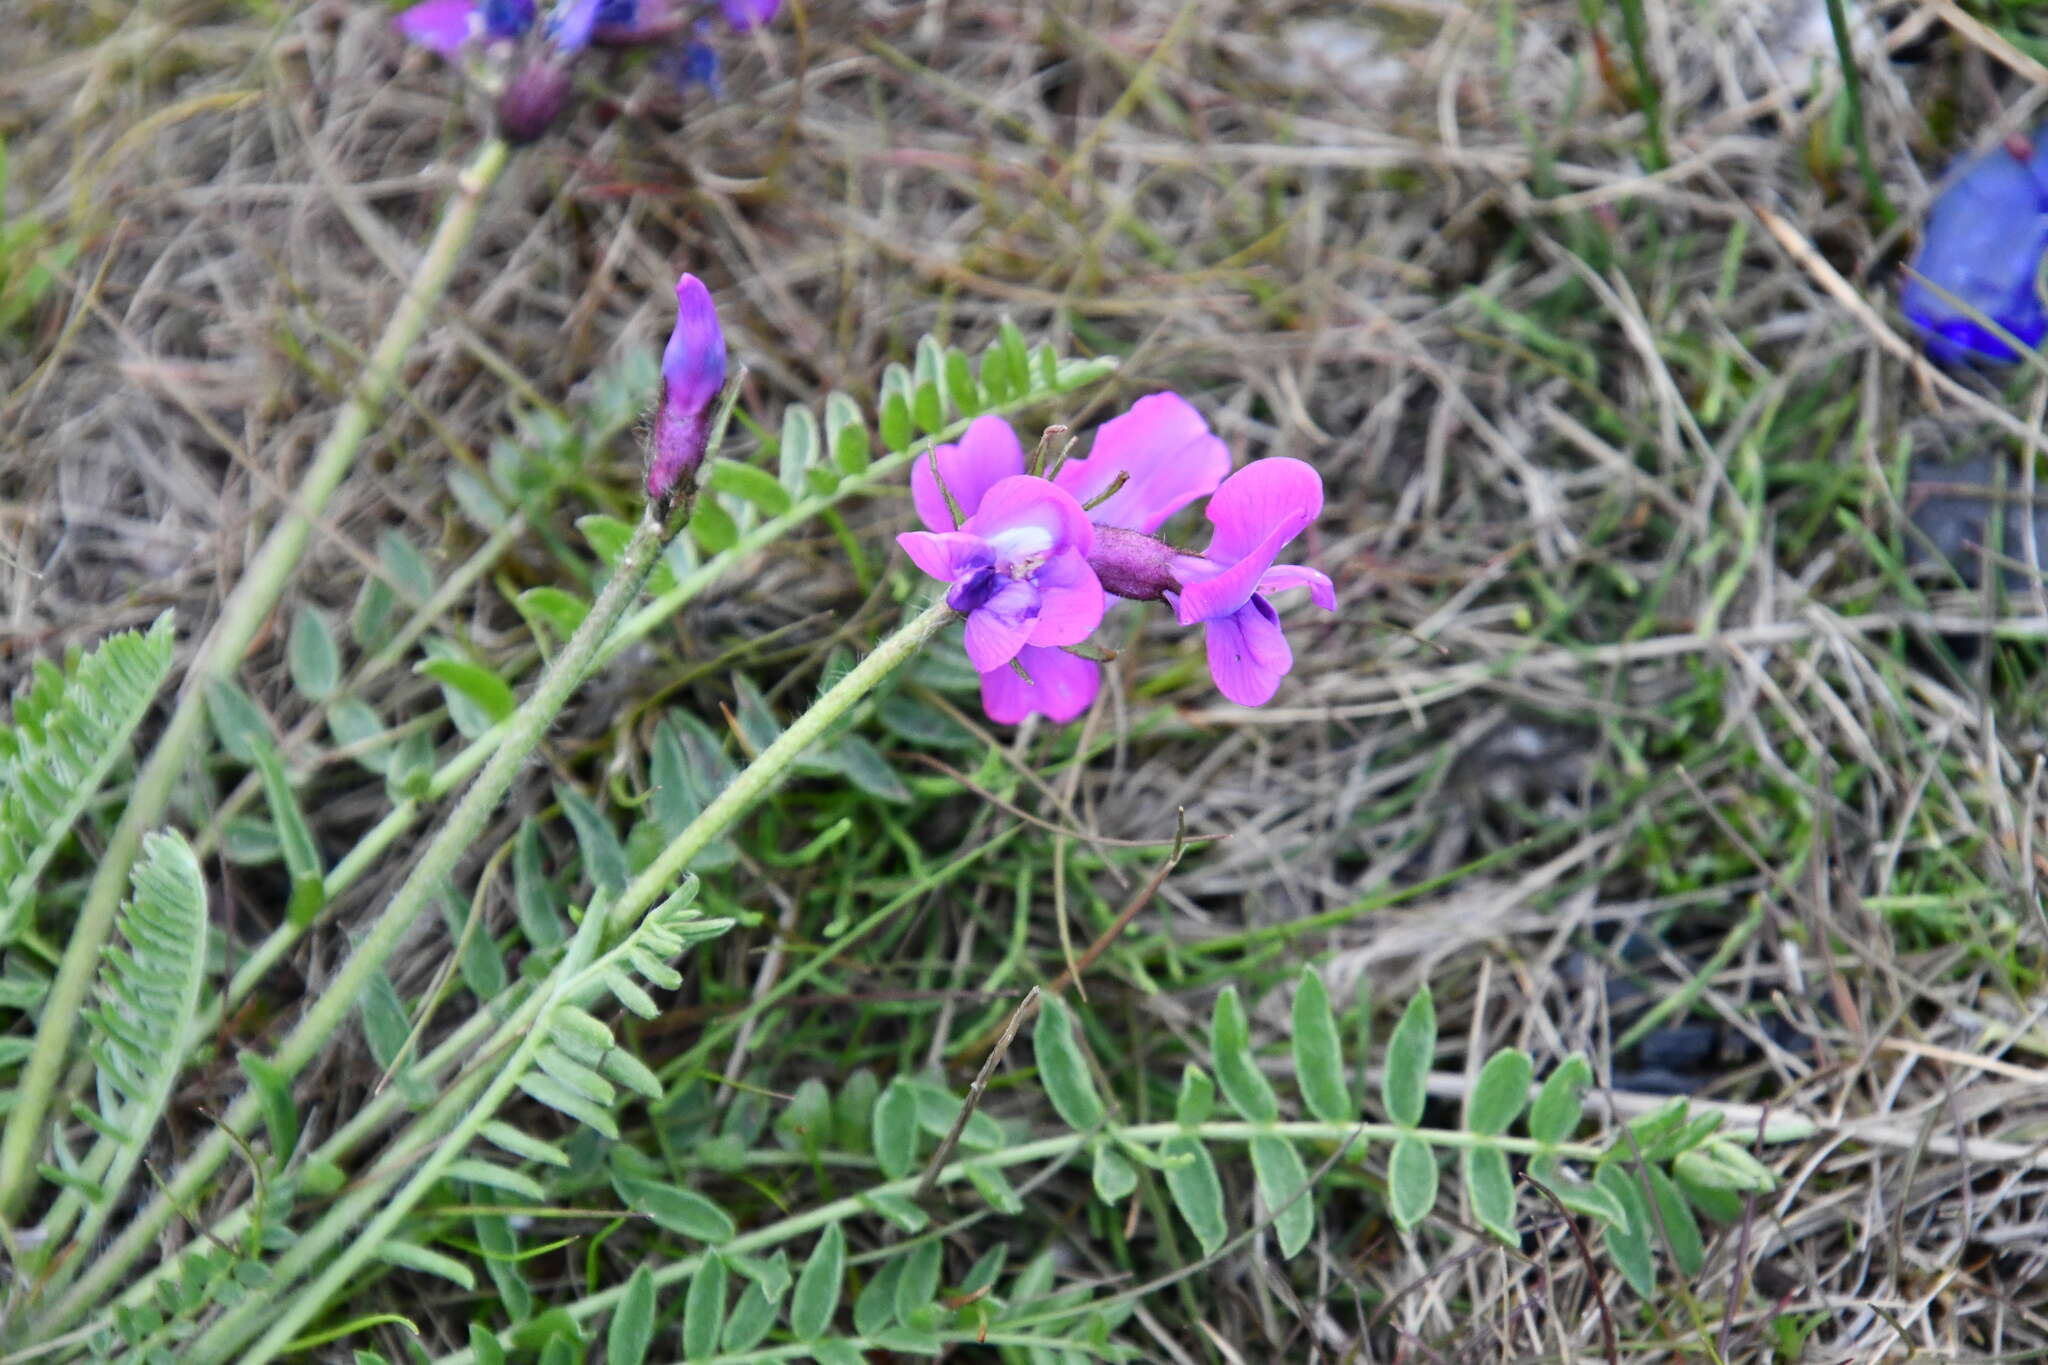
[1902,139,2048,364]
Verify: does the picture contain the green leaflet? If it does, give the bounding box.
[0,614,175,942]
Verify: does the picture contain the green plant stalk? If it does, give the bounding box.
[55,996,509,1345]
[426,1119,1689,1365]
[188,599,957,1363]
[1606,0,1666,170]
[185,910,618,1364]
[30,506,670,1333]
[217,445,934,1028]
[0,137,513,1221]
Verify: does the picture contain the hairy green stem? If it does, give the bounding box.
[30,506,669,1334]
[0,138,512,1220]
[187,599,957,1363]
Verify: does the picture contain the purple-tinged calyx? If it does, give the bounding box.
[1167,457,1337,707]
[497,59,573,142]
[1088,526,1181,602]
[646,272,727,507]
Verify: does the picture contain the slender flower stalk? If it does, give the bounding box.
[0,136,514,1221]
[32,497,682,1331]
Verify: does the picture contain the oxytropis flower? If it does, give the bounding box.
[1903,134,2048,364]
[897,478,1105,678]
[392,0,780,138]
[1167,458,1337,706]
[646,272,726,507]
[907,395,1230,723]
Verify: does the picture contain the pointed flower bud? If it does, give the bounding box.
[496,59,573,144]
[646,273,727,506]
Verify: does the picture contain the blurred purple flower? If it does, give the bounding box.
[720,0,779,29]
[647,273,727,506]
[1167,458,1336,707]
[1903,137,2048,364]
[898,477,1105,674]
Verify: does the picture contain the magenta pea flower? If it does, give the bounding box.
[646,272,726,507]
[898,478,1105,674]
[908,396,1230,723]
[1167,458,1336,707]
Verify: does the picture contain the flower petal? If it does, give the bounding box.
[981,646,1102,725]
[1171,516,1299,625]
[663,273,727,413]
[962,580,1039,671]
[1026,549,1105,646]
[1201,456,1324,565]
[911,416,1026,531]
[395,0,481,53]
[1055,392,1232,533]
[1259,563,1337,611]
[1204,597,1293,707]
[1903,146,2048,363]
[896,530,988,584]
[721,0,780,29]
[963,475,1094,558]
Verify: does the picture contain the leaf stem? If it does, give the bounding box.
[184,599,958,1363]
[429,1118,1657,1365]
[0,136,513,1220]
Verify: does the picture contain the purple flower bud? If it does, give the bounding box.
[1087,526,1181,601]
[496,59,573,144]
[720,0,780,31]
[646,273,727,506]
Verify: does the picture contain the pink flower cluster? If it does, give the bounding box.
[897,395,1336,724]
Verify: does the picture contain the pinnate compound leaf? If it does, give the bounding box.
[1034,995,1105,1130]
[607,1265,656,1365]
[1250,1135,1314,1258]
[791,1224,845,1340]
[1382,989,1436,1128]
[1465,1048,1533,1136]
[1291,970,1351,1123]
[0,615,173,944]
[1162,1135,1226,1256]
[1210,986,1278,1123]
[75,831,208,1241]
[1388,1135,1437,1231]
